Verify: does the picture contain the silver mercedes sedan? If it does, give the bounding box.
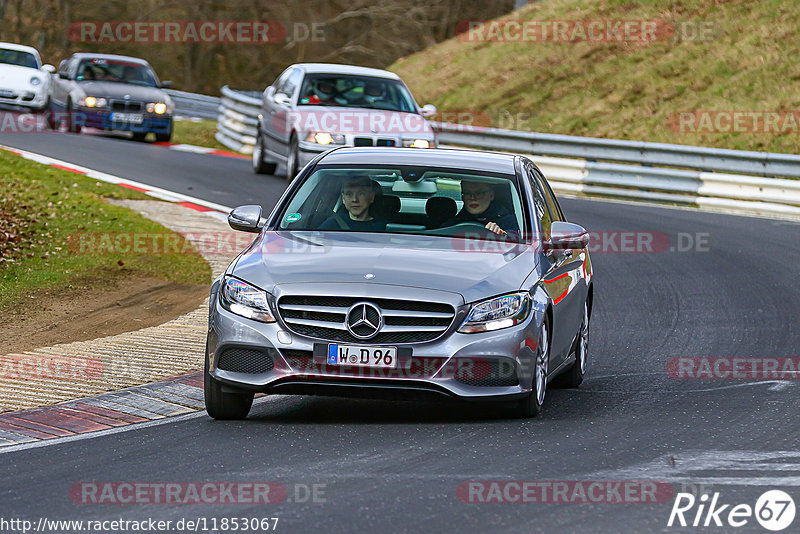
[206,147,593,419]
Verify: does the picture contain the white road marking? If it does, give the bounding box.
[590,450,800,486]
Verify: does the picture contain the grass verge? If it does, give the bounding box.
[171,119,229,150]
[0,150,211,311]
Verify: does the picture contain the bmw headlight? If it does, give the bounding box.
[402,139,431,149]
[30,76,41,86]
[219,277,275,323]
[79,96,107,108]
[147,102,168,114]
[458,292,530,333]
[305,132,345,145]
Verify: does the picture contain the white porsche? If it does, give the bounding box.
[0,42,55,111]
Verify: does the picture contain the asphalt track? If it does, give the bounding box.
[1,131,799,533]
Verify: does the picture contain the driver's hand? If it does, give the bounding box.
[485,222,506,235]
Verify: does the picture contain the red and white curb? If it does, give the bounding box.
[0,373,205,450]
[0,144,233,222]
[152,141,250,160]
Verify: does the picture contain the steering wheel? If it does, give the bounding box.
[425,221,494,236]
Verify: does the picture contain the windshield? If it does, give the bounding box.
[277,165,529,243]
[0,49,38,69]
[76,58,158,87]
[297,74,416,113]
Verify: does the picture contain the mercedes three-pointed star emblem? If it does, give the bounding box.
[345,302,383,339]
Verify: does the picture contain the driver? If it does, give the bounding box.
[319,176,388,231]
[446,180,519,236]
[306,79,340,105]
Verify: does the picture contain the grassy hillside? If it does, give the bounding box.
[390,0,800,154]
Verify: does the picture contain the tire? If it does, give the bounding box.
[252,133,277,174]
[132,132,147,141]
[45,102,57,130]
[204,353,254,420]
[561,300,589,388]
[155,129,172,143]
[509,319,550,418]
[285,135,299,179]
[66,101,81,133]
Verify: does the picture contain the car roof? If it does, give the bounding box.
[293,63,401,80]
[317,147,518,175]
[0,42,41,59]
[69,53,151,65]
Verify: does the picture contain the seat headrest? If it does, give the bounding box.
[372,195,401,220]
[425,196,457,222]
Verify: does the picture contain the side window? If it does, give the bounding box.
[526,165,554,239]
[283,70,303,99]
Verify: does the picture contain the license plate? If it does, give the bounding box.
[327,344,397,369]
[110,113,143,124]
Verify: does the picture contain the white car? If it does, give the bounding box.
[0,42,55,111]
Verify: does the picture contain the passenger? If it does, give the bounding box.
[446,180,519,236]
[353,81,385,106]
[319,176,388,231]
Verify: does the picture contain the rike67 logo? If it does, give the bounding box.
[668,490,796,531]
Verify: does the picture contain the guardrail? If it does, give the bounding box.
[214,86,261,153]
[214,86,800,220]
[164,89,220,120]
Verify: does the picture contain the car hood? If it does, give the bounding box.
[77,81,167,101]
[231,231,537,304]
[291,106,433,137]
[0,65,46,90]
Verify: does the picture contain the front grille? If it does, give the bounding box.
[453,359,519,387]
[110,100,143,112]
[0,89,18,99]
[376,139,395,147]
[354,137,373,146]
[217,347,273,374]
[277,296,455,344]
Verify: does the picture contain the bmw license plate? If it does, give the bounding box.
[327,344,397,369]
[110,113,143,124]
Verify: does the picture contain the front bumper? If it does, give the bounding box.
[0,88,48,110]
[74,109,173,133]
[206,290,541,402]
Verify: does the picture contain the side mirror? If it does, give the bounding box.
[58,72,70,80]
[42,64,56,74]
[228,205,263,233]
[545,221,589,252]
[420,104,437,118]
[160,80,173,89]
[273,93,292,106]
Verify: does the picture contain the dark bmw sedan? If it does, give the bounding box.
[206,147,593,419]
[49,53,173,141]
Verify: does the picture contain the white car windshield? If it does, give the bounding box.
[298,74,416,113]
[278,165,530,242]
[0,49,38,69]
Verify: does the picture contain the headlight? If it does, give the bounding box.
[219,277,275,323]
[79,96,107,108]
[305,132,345,145]
[30,76,41,86]
[147,102,168,114]
[402,139,431,149]
[458,292,530,333]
